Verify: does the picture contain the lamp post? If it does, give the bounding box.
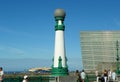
[116,40,120,74]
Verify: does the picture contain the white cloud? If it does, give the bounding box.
[0,27,34,37]
[7,47,24,55]
[0,45,24,55]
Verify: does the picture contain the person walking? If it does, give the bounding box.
[108,69,112,81]
[81,70,86,82]
[0,67,4,82]
[95,70,100,82]
[112,70,116,82]
[103,69,108,82]
[22,75,28,82]
[75,70,82,82]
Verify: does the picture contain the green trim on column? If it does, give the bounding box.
[55,16,64,21]
[55,16,65,31]
[55,25,65,31]
[51,67,69,76]
[65,56,68,68]
[51,56,69,76]
[58,56,62,68]
[52,57,54,68]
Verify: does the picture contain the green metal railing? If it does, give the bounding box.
[3,76,55,82]
[3,77,22,82]
[86,74,96,82]
[3,74,97,82]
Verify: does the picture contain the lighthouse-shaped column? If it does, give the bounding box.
[52,9,68,76]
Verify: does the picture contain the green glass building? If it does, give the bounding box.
[80,31,120,71]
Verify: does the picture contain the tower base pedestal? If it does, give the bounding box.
[51,67,68,76]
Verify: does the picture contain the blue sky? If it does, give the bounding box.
[0,0,120,71]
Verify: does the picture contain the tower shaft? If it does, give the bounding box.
[54,31,66,67]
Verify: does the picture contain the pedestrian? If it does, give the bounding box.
[95,70,100,82]
[108,69,112,81]
[95,70,98,77]
[101,74,105,82]
[112,70,116,82]
[103,69,108,82]
[81,70,86,82]
[75,70,82,82]
[22,75,28,82]
[0,67,4,82]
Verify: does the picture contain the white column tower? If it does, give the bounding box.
[51,9,68,76]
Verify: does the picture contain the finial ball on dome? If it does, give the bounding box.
[54,9,66,17]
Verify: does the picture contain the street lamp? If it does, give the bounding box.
[116,40,120,74]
